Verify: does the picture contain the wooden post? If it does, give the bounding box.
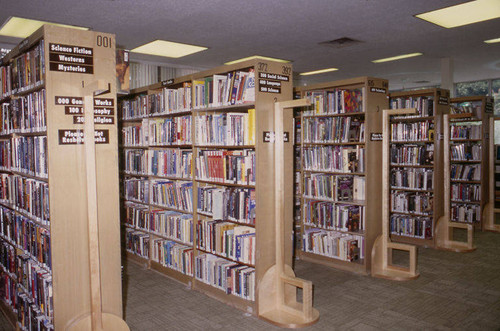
[371,108,419,281]
[484,117,500,232]
[258,99,320,328]
[67,82,129,331]
[435,114,476,252]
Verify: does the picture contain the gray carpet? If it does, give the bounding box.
[0,230,498,330]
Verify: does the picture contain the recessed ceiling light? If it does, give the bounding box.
[131,40,207,58]
[299,68,338,76]
[484,37,500,43]
[0,16,88,38]
[415,0,500,28]
[224,55,290,65]
[372,53,423,63]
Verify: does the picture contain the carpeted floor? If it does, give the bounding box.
[1,231,499,330]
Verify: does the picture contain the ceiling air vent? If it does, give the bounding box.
[413,80,430,84]
[319,37,362,48]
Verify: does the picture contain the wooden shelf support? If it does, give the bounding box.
[259,99,320,328]
[371,108,419,281]
[483,116,500,232]
[435,114,476,252]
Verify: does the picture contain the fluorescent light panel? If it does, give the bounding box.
[131,40,207,58]
[0,17,88,38]
[416,0,500,28]
[224,55,290,65]
[300,68,338,76]
[484,37,500,43]
[372,52,423,63]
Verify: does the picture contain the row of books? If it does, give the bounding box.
[196,220,255,265]
[450,144,481,161]
[303,201,364,233]
[123,148,193,179]
[192,70,255,109]
[195,149,255,185]
[450,102,481,116]
[450,124,481,140]
[390,145,434,166]
[390,168,433,191]
[195,253,255,301]
[152,239,194,276]
[303,146,365,173]
[303,174,365,201]
[0,209,51,268]
[11,136,48,178]
[197,186,256,225]
[391,191,433,216]
[304,88,363,115]
[302,229,363,261]
[302,116,365,143]
[0,140,10,170]
[390,96,433,117]
[121,123,146,147]
[1,89,46,134]
[121,83,192,120]
[391,121,434,142]
[125,228,150,259]
[194,111,255,146]
[148,116,192,146]
[123,178,149,203]
[149,179,193,213]
[0,65,11,98]
[8,40,45,95]
[390,215,433,239]
[451,183,480,203]
[451,203,480,223]
[16,254,53,325]
[0,175,50,225]
[451,164,480,181]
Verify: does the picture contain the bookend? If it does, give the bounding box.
[435,114,476,252]
[67,80,130,331]
[483,117,500,232]
[259,99,320,328]
[371,108,419,281]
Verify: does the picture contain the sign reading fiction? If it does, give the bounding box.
[161,79,174,87]
[258,72,289,94]
[58,129,109,145]
[49,43,94,74]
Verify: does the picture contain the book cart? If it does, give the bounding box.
[388,88,449,249]
[0,25,127,330]
[294,77,389,275]
[119,59,317,326]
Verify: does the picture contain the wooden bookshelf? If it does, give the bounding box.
[449,96,494,231]
[294,77,389,275]
[0,25,126,329]
[388,88,449,248]
[119,59,312,320]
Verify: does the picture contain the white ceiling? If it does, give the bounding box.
[0,0,499,90]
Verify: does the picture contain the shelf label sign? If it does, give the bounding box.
[485,102,493,113]
[73,116,115,125]
[65,106,83,115]
[49,43,94,74]
[161,79,174,86]
[58,129,109,145]
[258,71,289,94]
[370,133,383,141]
[370,87,386,94]
[438,96,449,105]
[55,96,83,106]
[263,131,290,143]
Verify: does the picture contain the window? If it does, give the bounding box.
[455,80,489,97]
[492,79,500,116]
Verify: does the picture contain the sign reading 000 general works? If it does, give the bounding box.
[49,43,94,74]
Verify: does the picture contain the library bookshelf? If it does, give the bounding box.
[119,59,305,319]
[448,96,494,231]
[388,88,449,249]
[485,116,500,231]
[294,77,389,275]
[0,25,126,329]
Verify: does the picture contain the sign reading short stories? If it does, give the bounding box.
[49,43,94,74]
